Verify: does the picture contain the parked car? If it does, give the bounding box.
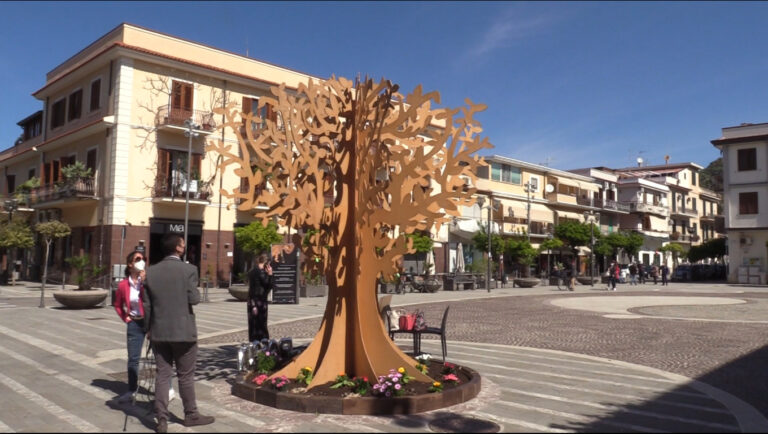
[672,264,692,281]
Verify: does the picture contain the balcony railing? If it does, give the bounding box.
[156,105,217,132]
[153,175,212,201]
[602,200,631,212]
[670,207,699,218]
[628,201,669,216]
[27,177,95,205]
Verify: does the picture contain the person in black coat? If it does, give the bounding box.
[248,253,274,342]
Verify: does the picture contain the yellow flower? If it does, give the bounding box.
[304,366,313,372]
[398,367,406,374]
[339,372,346,377]
[433,381,441,387]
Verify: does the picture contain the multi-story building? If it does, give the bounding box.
[712,122,768,284]
[1,23,324,285]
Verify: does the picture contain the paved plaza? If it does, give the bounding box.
[1,280,768,432]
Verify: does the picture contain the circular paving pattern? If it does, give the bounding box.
[549,296,748,320]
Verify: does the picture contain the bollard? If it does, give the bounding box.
[203,280,209,303]
[62,272,66,290]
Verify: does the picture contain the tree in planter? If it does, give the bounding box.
[472,226,504,279]
[505,238,538,277]
[64,254,107,291]
[35,221,71,308]
[0,216,35,285]
[234,220,282,272]
[405,232,433,275]
[538,237,564,277]
[659,243,686,267]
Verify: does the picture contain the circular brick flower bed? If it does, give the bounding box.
[231,361,481,415]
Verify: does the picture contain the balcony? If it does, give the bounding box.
[602,200,631,212]
[670,232,699,243]
[152,175,212,203]
[156,105,217,133]
[28,177,96,207]
[628,201,669,217]
[670,207,698,218]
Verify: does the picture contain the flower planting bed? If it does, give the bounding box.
[231,360,481,415]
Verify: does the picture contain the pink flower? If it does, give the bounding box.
[443,373,460,383]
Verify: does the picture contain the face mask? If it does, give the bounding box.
[134,260,146,271]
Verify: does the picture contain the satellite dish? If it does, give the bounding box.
[636,157,643,167]
[545,183,554,193]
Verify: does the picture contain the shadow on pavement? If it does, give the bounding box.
[549,345,768,432]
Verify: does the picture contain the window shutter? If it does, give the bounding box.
[192,153,202,178]
[158,149,170,190]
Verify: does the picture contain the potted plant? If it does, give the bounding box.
[52,254,108,309]
[228,271,250,301]
[60,161,93,195]
[64,254,107,291]
[505,238,541,288]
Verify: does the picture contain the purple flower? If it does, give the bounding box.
[394,383,401,390]
[392,377,399,383]
[385,391,391,397]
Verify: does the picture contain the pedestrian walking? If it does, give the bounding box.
[144,233,214,433]
[608,261,619,291]
[248,253,274,342]
[661,264,669,286]
[629,263,638,286]
[651,265,659,284]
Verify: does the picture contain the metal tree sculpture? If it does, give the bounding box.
[207,76,491,386]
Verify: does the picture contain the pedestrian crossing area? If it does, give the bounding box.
[0,302,16,310]
[0,288,763,432]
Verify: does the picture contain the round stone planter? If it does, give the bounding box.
[52,289,108,309]
[513,277,541,288]
[576,276,599,285]
[228,285,249,301]
[232,363,481,415]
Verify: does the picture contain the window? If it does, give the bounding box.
[738,148,757,171]
[691,171,697,186]
[171,80,193,119]
[490,163,521,184]
[28,169,35,180]
[51,99,66,129]
[68,89,83,121]
[739,192,758,215]
[529,176,539,191]
[6,175,15,195]
[23,117,42,141]
[90,79,101,111]
[242,96,278,131]
[86,149,97,174]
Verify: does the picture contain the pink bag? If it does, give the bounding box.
[399,314,415,331]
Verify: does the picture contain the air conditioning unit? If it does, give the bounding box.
[460,176,472,187]
[740,236,753,246]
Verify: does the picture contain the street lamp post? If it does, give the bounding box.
[583,210,600,286]
[523,181,533,242]
[477,195,498,293]
[3,199,19,286]
[183,118,200,262]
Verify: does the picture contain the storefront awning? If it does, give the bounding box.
[506,202,554,223]
[555,210,584,222]
[449,218,499,239]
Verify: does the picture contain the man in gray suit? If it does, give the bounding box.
[144,233,214,433]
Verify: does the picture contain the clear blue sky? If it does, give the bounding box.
[2,1,767,171]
